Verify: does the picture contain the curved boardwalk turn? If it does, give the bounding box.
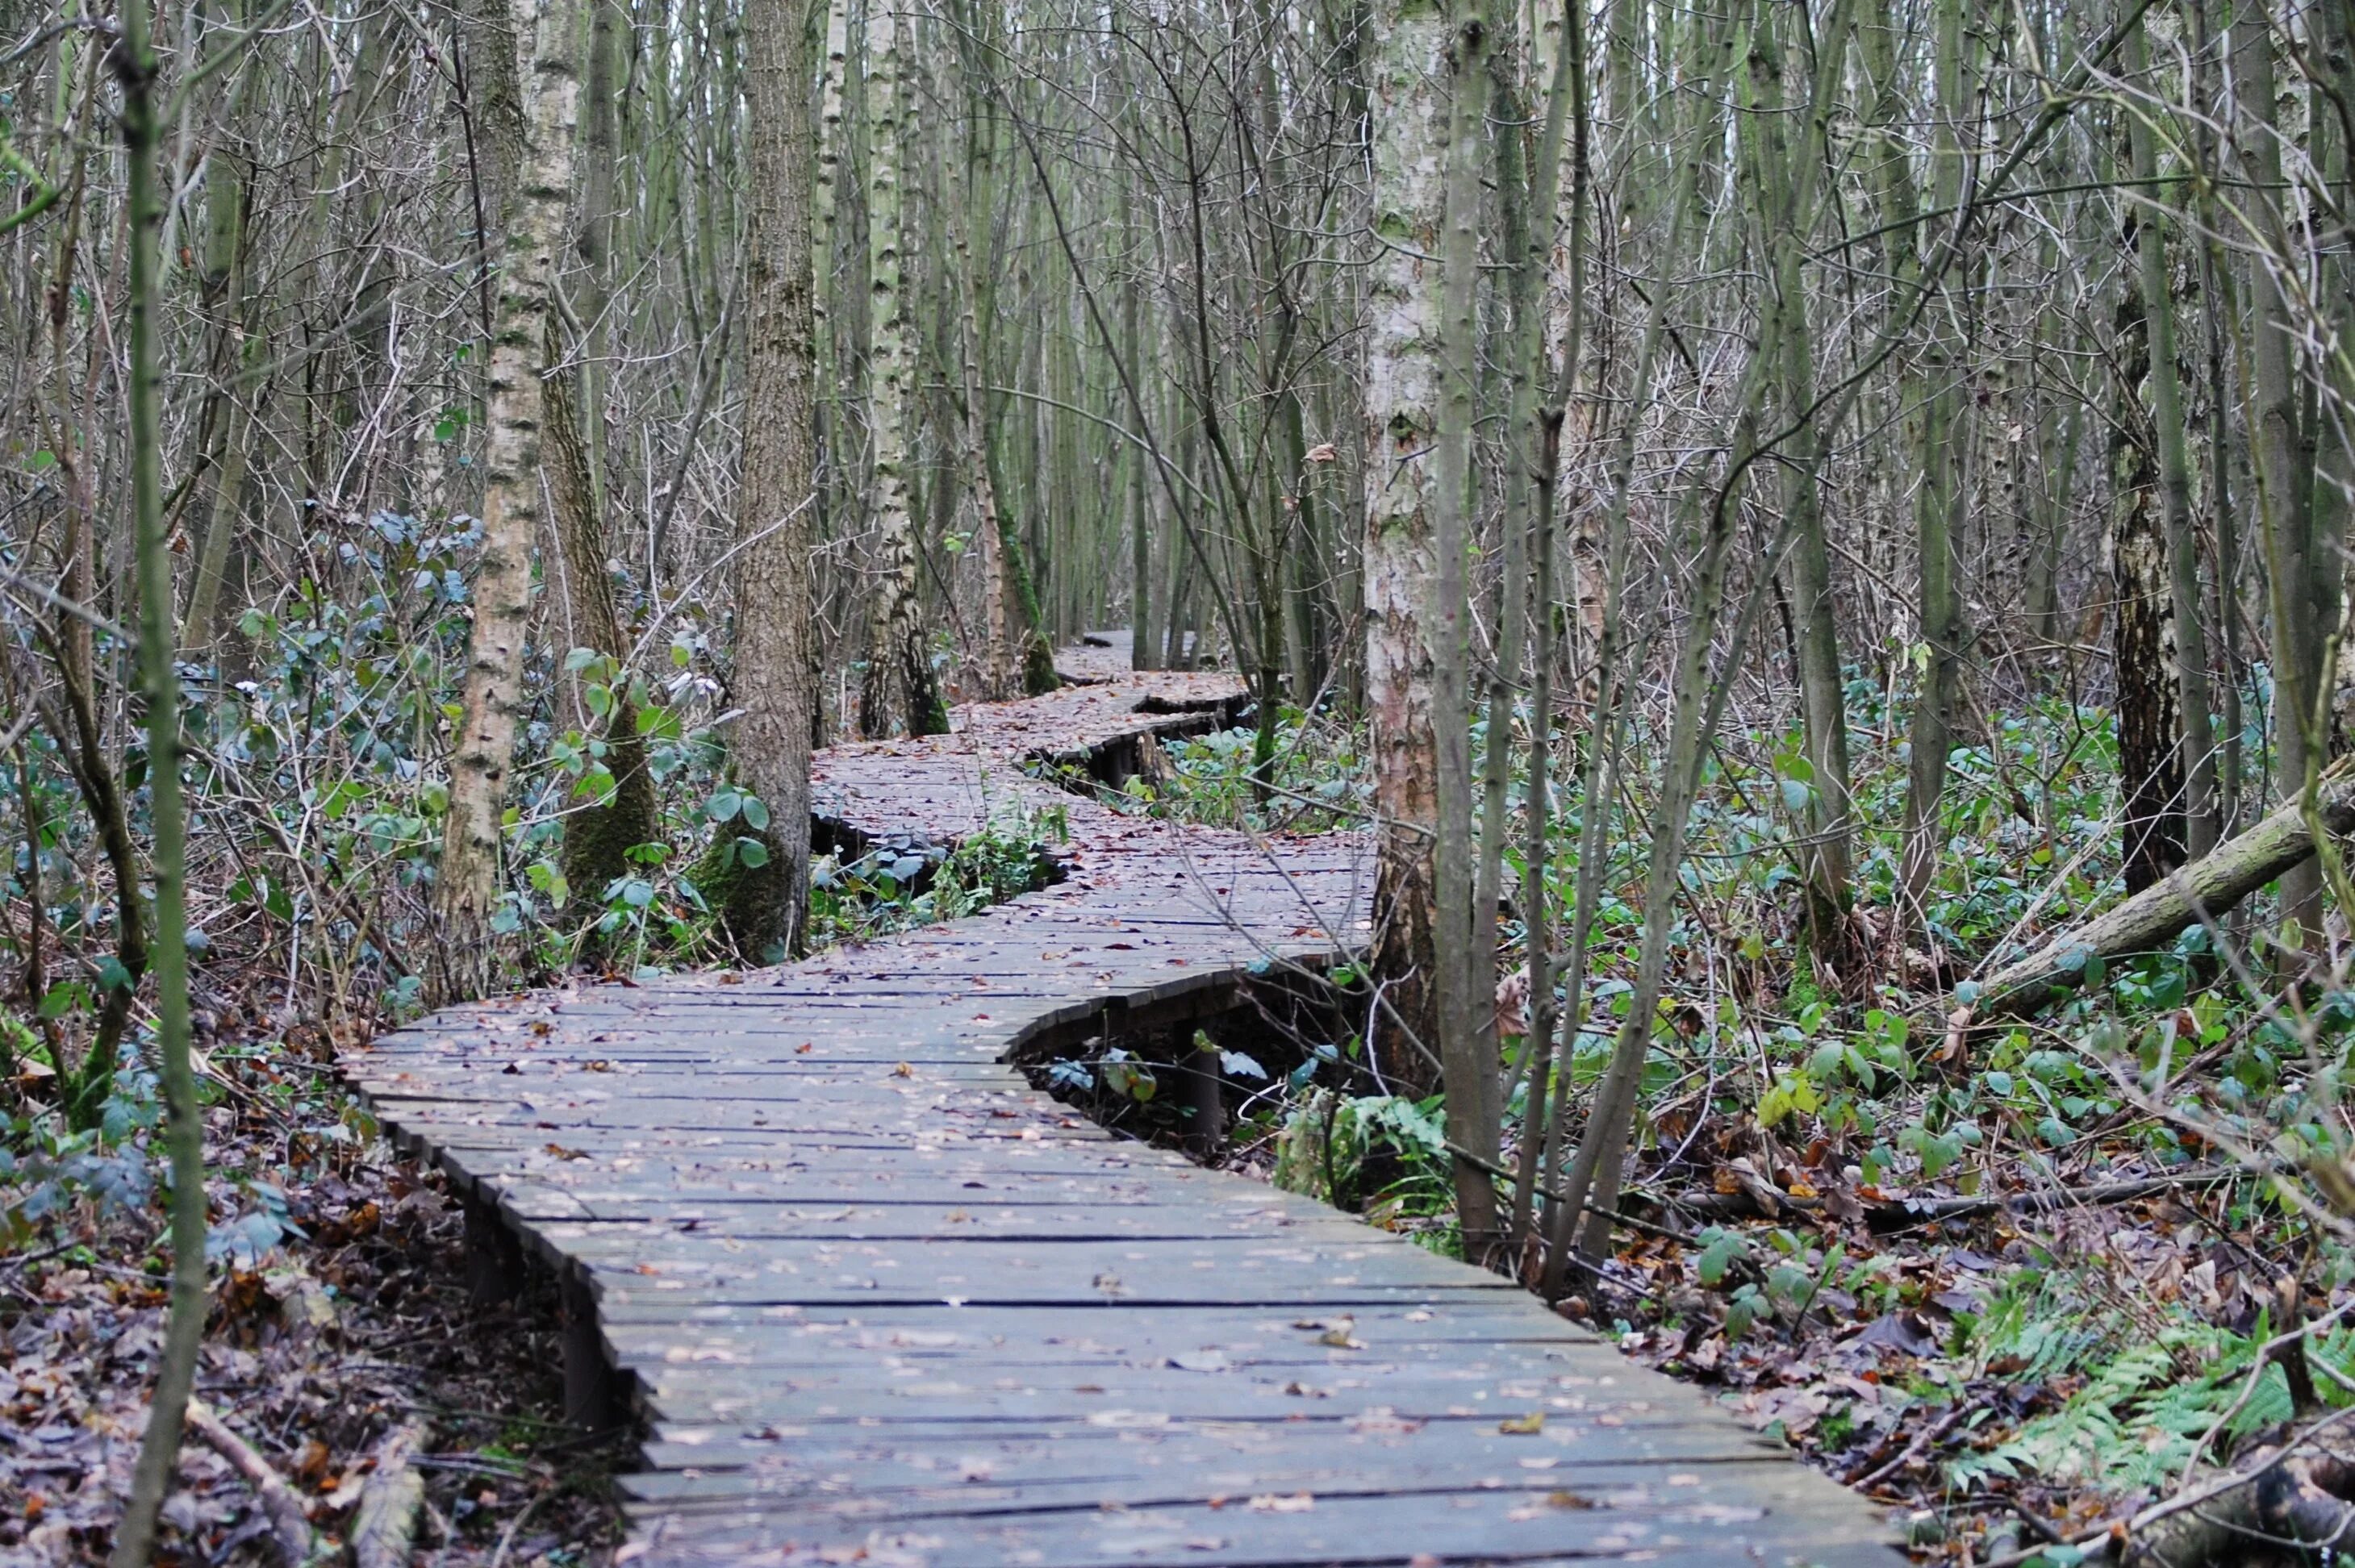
[345,643,1898,1568]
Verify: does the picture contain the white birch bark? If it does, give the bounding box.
[1362,0,1452,1087]
[813,0,850,324]
[858,0,946,736]
[429,0,577,1003]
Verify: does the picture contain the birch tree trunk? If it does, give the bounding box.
[812,0,850,562]
[955,115,1014,699]
[724,0,820,962]
[858,0,947,737]
[429,0,578,1004]
[1361,0,1454,1095]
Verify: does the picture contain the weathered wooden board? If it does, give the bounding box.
[341,640,1898,1567]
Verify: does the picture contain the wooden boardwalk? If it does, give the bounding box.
[346,642,1898,1567]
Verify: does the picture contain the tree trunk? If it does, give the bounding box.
[1123,169,1155,674]
[429,0,578,1005]
[2123,15,2220,864]
[1431,2,1500,1260]
[1503,0,1585,1258]
[2111,194,2186,895]
[549,0,653,934]
[2236,10,2329,949]
[1538,0,1718,1301]
[107,0,204,1552]
[1866,0,1970,932]
[1968,765,2355,1016]
[546,333,658,930]
[1553,0,1823,1272]
[1756,0,1855,965]
[724,0,820,963]
[1360,0,1454,1095]
[183,0,257,653]
[857,0,946,737]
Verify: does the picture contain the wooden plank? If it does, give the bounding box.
[620,1482,1892,1568]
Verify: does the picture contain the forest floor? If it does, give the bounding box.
[0,995,629,1567]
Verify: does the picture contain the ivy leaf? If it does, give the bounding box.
[1697,1228,1747,1287]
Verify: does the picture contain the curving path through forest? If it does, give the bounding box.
[344,640,1898,1567]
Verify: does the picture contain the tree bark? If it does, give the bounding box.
[2236,9,2329,949]
[1504,0,1586,1258]
[549,0,654,933]
[108,0,203,1553]
[182,0,257,653]
[856,0,946,737]
[2110,198,2186,895]
[430,0,578,1004]
[1538,0,1718,1301]
[1361,0,1455,1095]
[545,330,658,929]
[1865,0,1970,932]
[1755,0,1856,963]
[1967,765,2355,1016]
[724,0,820,963]
[2123,15,2220,864]
[1431,2,1500,1258]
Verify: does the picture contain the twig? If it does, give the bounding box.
[183,1399,312,1568]
[486,1488,548,1568]
[1651,1167,2242,1231]
[1848,1403,1969,1492]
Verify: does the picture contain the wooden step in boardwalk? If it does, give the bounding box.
[345,640,1898,1568]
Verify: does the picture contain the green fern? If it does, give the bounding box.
[1948,1326,2338,1495]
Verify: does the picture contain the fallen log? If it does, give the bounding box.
[1965,765,2355,1018]
[2122,1438,2355,1568]
[1976,1410,2355,1568]
[349,1417,428,1568]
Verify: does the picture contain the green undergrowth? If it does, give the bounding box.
[1093,669,2355,1546]
[6,509,1076,1031]
[1042,707,1371,834]
[803,797,1068,949]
